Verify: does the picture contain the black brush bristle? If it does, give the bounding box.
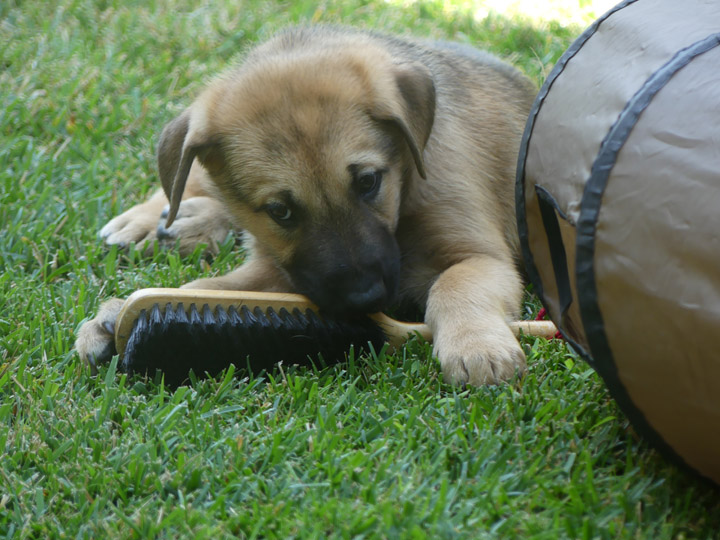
[120,302,387,385]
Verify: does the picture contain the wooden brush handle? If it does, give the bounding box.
[368,313,559,350]
[116,288,559,357]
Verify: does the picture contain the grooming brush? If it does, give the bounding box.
[115,288,558,385]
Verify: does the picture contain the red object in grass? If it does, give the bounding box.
[535,308,564,340]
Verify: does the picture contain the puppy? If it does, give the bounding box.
[76,26,536,385]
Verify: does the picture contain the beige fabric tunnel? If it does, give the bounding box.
[516,0,720,485]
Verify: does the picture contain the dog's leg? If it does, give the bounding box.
[100,162,234,255]
[425,256,526,386]
[182,256,294,293]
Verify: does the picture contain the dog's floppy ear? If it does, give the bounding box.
[157,108,222,227]
[374,62,435,179]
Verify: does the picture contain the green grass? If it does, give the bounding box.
[1,0,718,537]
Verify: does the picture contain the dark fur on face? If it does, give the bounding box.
[286,205,401,314]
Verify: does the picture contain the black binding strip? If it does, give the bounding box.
[515,0,640,311]
[535,185,573,317]
[576,33,720,483]
[533,186,593,362]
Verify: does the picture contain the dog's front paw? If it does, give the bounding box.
[434,319,526,386]
[75,298,125,374]
[100,197,233,256]
[154,196,234,256]
[100,201,162,249]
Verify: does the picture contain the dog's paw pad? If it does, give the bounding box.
[153,197,235,256]
[156,224,177,240]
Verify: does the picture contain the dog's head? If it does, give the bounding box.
[157,39,435,314]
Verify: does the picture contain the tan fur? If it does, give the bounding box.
[77,26,536,385]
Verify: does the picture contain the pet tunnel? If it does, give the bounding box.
[516,0,720,484]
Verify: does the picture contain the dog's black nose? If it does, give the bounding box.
[321,258,393,314]
[344,280,387,313]
[302,259,393,314]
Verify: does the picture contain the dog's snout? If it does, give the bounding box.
[324,261,388,313]
[346,283,386,313]
[291,253,398,315]
[287,219,401,315]
[343,277,388,313]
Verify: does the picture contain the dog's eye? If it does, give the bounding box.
[354,171,382,199]
[266,202,293,225]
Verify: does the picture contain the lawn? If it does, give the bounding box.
[1,0,718,538]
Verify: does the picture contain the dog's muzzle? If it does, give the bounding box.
[324,259,395,314]
[287,221,401,315]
